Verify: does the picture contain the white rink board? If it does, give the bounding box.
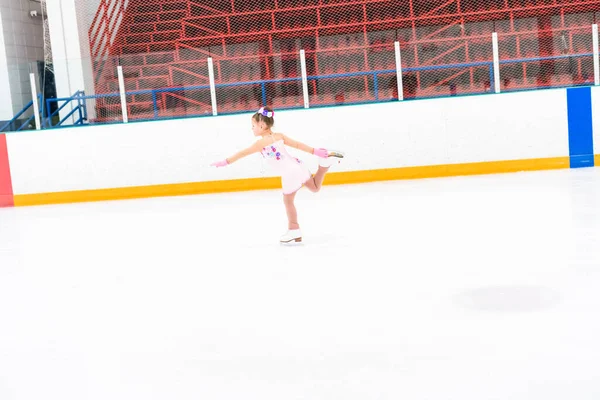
[7,88,571,195]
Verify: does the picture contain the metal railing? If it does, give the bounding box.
[45,91,88,127]
[0,94,43,133]
[3,26,599,132]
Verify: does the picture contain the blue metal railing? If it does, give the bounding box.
[45,91,88,128]
[112,61,493,116]
[3,52,594,132]
[120,54,582,119]
[499,52,593,65]
[0,94,43,133]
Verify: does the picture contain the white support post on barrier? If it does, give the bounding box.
[300,49,310,108]
[208,57,218,116]
[394,41,404,101]
[492,32,501,94]
[492,32,500,93]
[29,73,41,130]
[593,24,599,86]
[117,65,128,123]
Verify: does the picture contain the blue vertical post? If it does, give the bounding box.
[46,98,53,127]
[373,73,379,101]
[82,94,88,120]
[77,92,83,124]
[152,91,158,119]
[488,63,495,93]
[37,94,45,127]
[566,86,595,168]
[261,83,267,106]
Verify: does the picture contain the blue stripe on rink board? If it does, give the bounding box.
[566,86,594,168]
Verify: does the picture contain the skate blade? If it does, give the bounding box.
[328,151,345,159]
[280,237,303,245]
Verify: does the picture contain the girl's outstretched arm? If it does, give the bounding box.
[225,140,264,164]
[282,134,329,158]
[212,140,264,167]
[281,134,314,154]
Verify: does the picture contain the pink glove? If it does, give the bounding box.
[313,148,328,158]
[211,159,229,167]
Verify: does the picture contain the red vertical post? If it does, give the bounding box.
[409,0,420,90]
[316,7,321,28]
[362,3,369,66]
[362,3,370,98]
[537,14,554,87]
[510,11,515,31]
[0,134,14,208]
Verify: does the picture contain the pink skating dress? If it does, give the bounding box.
[260,138,312,194]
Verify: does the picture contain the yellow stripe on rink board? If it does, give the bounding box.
[322,156,571,186]
[595,154,600,166]
[13,156,571,207]
[13,177,283,207]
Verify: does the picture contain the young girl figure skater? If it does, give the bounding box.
[210,106,344,244]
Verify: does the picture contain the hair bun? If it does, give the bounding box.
[257,107,274,118]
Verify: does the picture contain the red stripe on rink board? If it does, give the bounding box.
[0,134,14,207]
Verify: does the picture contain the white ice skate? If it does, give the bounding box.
[319,150,345,168]
[280,229,302,244]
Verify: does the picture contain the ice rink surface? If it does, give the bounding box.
[1,167,600,400]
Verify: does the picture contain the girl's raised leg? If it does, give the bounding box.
[304,166,329,193]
